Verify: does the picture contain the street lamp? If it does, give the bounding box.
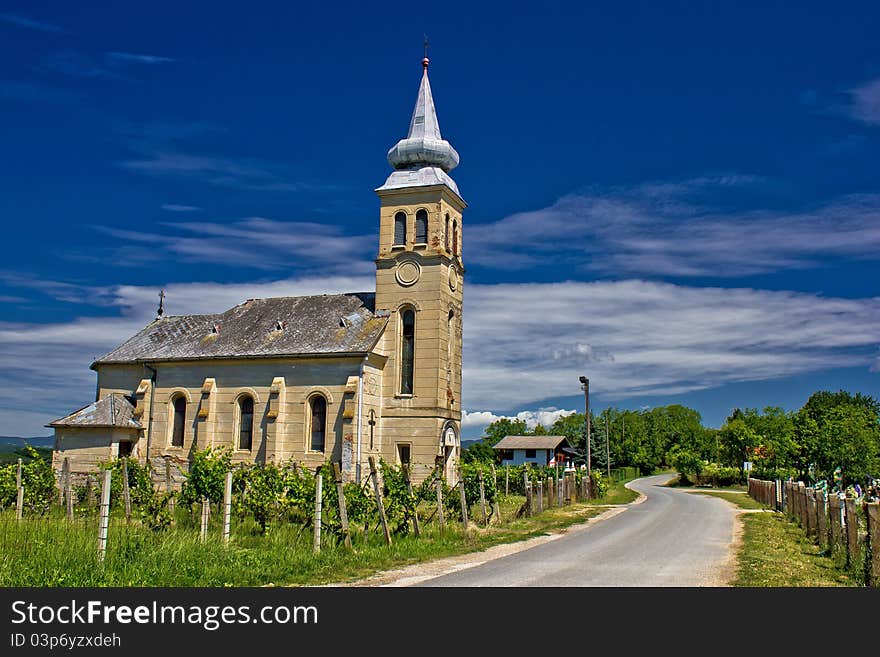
[579,376,591,476]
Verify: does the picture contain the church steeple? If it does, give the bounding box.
[378,56,463,200]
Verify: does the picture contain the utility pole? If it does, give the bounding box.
[579,377,591,475]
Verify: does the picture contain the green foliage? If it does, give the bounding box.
[180,447,232,507]
[668,445,704,481]
[139,491,173,531]
[482,418,528,447]
[589,470,608,498]
[1,447,58,515]
[100,458,153,509]
[461,440,497,464]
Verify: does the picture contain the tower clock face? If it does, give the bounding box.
[448,265,458,291]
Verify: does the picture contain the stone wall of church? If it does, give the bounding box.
[95,357,365,476]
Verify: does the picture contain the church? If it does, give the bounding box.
[48,54,465,486]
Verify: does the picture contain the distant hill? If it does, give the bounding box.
[0,436,54,448]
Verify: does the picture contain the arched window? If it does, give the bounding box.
[415,209,428,244]
[171,395,186,447]
[309,395,327,452]
[238,396,254,451]
[400,308,415,395]
[452,219,458,255]
[394,211,407,246]
[445,213,450,252]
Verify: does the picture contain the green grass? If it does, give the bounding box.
[588,478,639,506]
[689,490,766,510]
[0,487,628,586]
[688,489,858,587]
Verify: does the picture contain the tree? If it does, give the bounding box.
[482,418,528,447]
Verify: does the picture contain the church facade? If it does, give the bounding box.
[49,55,465,485]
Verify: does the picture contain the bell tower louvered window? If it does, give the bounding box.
[415,209,428,244]
[394,211,407,246]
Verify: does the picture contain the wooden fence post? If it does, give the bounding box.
[524,481,532,517]
[865,502,879,587]
[816,490,827,549]
[805,488,816,538]
[829,493,841,551]
[368,457,392,545]
[436,475,445,532]
[313,473,322,553]
[478,470,488,526]
[97,468,111,562]
[557,476,563,507]
[844,495,858,569]
[58,457,69,507]
[404,465,421,538]
[505,465,509,496]
[536,479,544,514]
[200,498,210,542]
[333,463,352,549]
[457,470,469,530]
[222,470,232,545]
[122,457,132,523]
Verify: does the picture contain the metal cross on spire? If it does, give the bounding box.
[157,289,165,318]
[423,34,429,68]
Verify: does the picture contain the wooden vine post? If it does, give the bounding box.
[815,490,827,549]
[200,498,210,542]
[58,457,69,507]
[222,470,233,545]
[121,456,132,523]
[313,473,323,553]
[457,469,469,530]
[536,479,544,514]
[505,465,509,496]
[97,468,112,562]
[478,469,488,526]
[332,463,352,549]
[368,457,392,545]
[865,502,879,587]
[15,458,24,520]
[404,465,421,538]
[86,475,95,509]
[436,474,445,532]
[65,475,74,521]
[165,456,174,516]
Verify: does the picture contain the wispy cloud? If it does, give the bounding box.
[89,217,375,273]
[120,152,329,192]
[0,81,74,103]
[1,275,878,437]
[468,179,880,278]
[42,50,116,79]
[847,77,880,126]
[107,52,175,65]
[0,13,68,34]
[462,280,880,411]
[161,204,202,212]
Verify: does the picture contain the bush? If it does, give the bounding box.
[179,447,232,507]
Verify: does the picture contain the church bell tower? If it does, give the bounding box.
[374,54,465,481]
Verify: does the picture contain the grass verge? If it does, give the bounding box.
[689,490,857,587]
[0,490,624,586]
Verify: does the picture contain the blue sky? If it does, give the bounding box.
[1,1,879,438]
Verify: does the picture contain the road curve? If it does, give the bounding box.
[415,474,740,587]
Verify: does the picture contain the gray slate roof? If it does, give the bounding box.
[92,293,386,367]
[493,435,571,450]
[48,393,141,429]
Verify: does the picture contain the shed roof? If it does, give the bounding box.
[48,393,141,430]
[92,293,386,367]
[492,435,571,450]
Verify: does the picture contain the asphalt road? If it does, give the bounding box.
[416,474,740,587]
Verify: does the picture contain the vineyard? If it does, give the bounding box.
[0,446,621,586]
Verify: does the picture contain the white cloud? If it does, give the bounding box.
[107,52,175,65]
[90,217,375,273]
[461,408,578,436]
[461,279,880,410]
[847,77,880,126]
[468,182,880,278]
[0,13,68,33]
[2,276,878,438]
[161,204,202,212]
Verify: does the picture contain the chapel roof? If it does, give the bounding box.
[91,292,386,367]
[47,393,141,429]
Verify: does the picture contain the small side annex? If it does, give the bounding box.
[492,435,574,467]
